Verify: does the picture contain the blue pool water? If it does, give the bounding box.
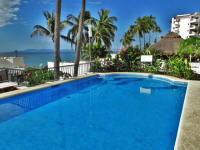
[0,74,187,150]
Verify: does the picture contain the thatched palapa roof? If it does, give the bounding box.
[150,32,183,55]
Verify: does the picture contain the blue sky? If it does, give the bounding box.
[0,0,200,52]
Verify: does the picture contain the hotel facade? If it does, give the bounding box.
[171,12,200,39]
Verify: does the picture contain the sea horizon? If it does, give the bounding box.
[0,49,119,67]
[0,50,75,67]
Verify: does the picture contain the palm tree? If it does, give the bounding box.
[73,0,85,77]
[31,10,73,79]
[146,15,156,45]
[134,17,144,50]
[54,0,62,80]
[120,26,135,48]
[31,11,70,43]
[142,16,150,49]
[153,25,162,43]
[92,9,117,49]
[66,11,95,47]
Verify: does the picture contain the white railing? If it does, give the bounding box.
[48,62,92,76]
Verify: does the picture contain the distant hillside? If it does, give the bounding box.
[21,49,74,53]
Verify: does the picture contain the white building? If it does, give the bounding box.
[171,12,200,39]
[0,57,25,68]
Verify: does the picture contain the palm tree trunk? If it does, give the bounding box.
[149,33,151,45]
[143,34,145,49]
[156,32,158,42]
[73,0,85,77]
[54,0,62,80]
[139,37,142,50]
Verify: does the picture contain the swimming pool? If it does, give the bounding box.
[0,74,187,150]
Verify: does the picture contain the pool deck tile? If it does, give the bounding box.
[174,80,200,150]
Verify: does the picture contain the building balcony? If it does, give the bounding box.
[190,25,198,30]
[189,31,196,36]
[175,24,180,28]
[174,18,180,22]
[190,18,198,23]
[174,21,179,25]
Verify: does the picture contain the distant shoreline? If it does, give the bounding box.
[0,51,75,67]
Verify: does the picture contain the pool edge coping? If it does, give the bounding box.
[0,73,99,100]
[0,72,199,150]
[173,80,200,150]
[0,72,188,100]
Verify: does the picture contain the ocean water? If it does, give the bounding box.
[0,74,187,150]
[0,51,75,67]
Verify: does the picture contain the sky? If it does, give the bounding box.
[0,0,200,52]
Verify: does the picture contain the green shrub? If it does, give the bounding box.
[82,44,110,60]
[141,59,161,73]
[60,72,71,79]
[177,37,200,61]
[25,70,71,86]
[90,58,104,72]
[166,57,198,80]
[119,46,140,71]
[91,47,200,80]
[25,70,49,86]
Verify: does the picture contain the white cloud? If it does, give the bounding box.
[0,0,21,27]
[41,0,54,5]
[22,0,28,4]
[88,1,102,5]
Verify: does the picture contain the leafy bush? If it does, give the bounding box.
[25,70,71,86]
[90,46,200,80]
[177,37,200,61]
[166,57,198,80]
[60,72,72,79]
[141,59,161,73]
[90,58,104,72]
[82,44,110,60]
[25,70,54,86]
[119,46,141,71]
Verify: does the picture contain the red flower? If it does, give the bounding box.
[120,48,128,52]
[25,73,31,79]
[134,50,138,56]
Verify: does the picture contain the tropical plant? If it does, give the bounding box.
[166,56,197,79]
[141,59,161,73]
[177,37,200,62]
[92,9,117,49]
[82,44,109,60]
[119,46,141,71]
[120,26,135,48]
[146,15,162,48]
[66,10,95,47]
[134,17,144,50]
[24,70,71,86]
[25,70,54,86]
[153,25,162,43]
[30,11,70,43]
[124,15,161,50]
[74,0,85,77]
[90,58,103,72]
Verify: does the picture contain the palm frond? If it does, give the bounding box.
[60,35,75,43]
[30,25,50,37]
